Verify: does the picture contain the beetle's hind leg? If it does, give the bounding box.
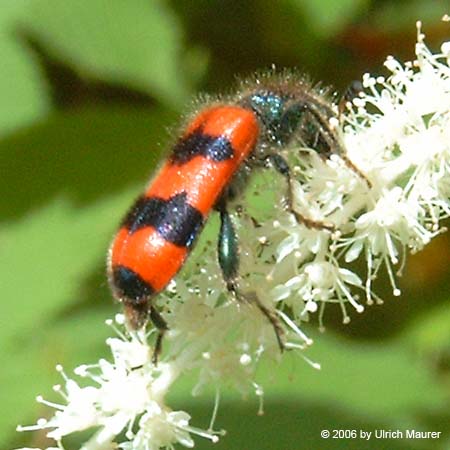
[215,199,285,352]
[234,288,285,352]
[149,305,169,364]
[265,153,336,231]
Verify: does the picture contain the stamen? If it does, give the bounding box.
[208,388,221,433]
[277,310,313,345]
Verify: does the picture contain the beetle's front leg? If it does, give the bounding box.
[265,153,336,231]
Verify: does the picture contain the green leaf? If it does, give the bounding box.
[282,331,447,420]
[0,105,173,442]
[0,184,139,444]
[20,0,193,106]
[171,331,447,425]
[171,331,449,449]
[0,105,174,220]
[372,0,449,32]
[405,302,450,356]
[0,196,121,339]
[0,0,50,135]
[290,0,367,38]
[190,401,417,450]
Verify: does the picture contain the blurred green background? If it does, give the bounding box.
[1,0,449,449]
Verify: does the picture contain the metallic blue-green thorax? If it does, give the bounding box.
[242,90,339,156]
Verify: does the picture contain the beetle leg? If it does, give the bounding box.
[265,153,336,231]
[149,305,168,365]
[216,200,284,352]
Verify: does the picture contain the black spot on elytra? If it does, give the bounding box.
[112,265,154,303]
[170,130,234,164]
[122,192,203,248]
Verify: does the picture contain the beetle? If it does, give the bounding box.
[107,72,349,360]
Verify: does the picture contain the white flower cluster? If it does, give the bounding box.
[229,21,450,332]
[17,316,222,450]
[340,21,450,301]
[16,21,450,450]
